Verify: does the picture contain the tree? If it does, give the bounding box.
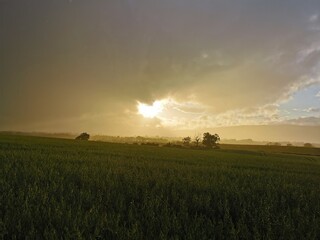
[75,132,90,141]
[202,132,220,148]
[304,143,313,148]
[182,136,191,146]
[193,134,201,147]
[267,142,281,146]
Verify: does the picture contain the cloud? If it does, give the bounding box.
[1,0,320,134]
[283,116,320,126]
[303,107,320,113]
[138,99,283,129]
[309,14,318,22]
[212,104,281,126]
[278,76,320,103]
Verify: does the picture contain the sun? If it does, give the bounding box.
[137,100,164,118]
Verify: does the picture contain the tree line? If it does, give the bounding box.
[75,132,221,149]
[182,132,220,148]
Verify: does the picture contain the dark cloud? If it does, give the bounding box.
[0,0,320,134]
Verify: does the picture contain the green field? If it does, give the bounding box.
[0,135,320,239]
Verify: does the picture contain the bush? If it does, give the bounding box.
[75,132,90,141]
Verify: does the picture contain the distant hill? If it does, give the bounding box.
[0,131,76,139]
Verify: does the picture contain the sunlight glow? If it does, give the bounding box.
[137,100,165,118]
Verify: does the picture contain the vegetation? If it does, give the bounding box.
[0,134,320,239]
[304,143,313,148]
[266,142,281,146]
[202,132,220,148]
[75,132,90,141]
[193,134,201,147]
[219,144,320,156]
[182,136,191,146]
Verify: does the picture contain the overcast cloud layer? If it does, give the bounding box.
[1,0,320,137]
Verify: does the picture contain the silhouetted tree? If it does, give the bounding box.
[304,143,313,148]
[193,134,201,147]
[75,132,90,141]
[267,142,281,146]
[182,136,191,146]
[202,132,220,148]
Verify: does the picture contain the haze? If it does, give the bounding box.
[1,0,320,142]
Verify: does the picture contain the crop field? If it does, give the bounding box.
[0,134,320,239]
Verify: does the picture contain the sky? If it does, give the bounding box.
[1,0,320,141]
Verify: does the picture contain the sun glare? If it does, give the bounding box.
[138,100,164,118]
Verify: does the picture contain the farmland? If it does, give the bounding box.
[0,134,320,239]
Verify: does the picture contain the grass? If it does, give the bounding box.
[0,134,320,239]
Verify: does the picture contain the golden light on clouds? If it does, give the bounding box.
[1,1,320,142]
[137,100,166,118]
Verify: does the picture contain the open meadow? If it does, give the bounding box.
[0,134,320,239]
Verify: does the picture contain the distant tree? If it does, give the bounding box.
[75,132,90,141]
[193,134,201,147]
[267,142,281,146]
[286,143,293,147]
[202,132,220,148]
[304,143,313,148]
[182,136,191,146]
